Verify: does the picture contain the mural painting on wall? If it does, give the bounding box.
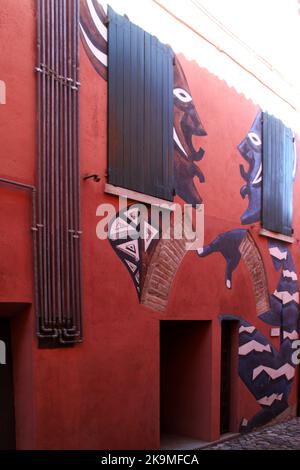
[81,1,299,432]
[80,0,207,207]
[173,57,207,206]
[80,0,107,81]
[107,205,160,299]
[239,111,262,225]
[201,231,299,431]
[80,0,206,308]
[200,116,299,431]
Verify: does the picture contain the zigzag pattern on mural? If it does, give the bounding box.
[258,393,283,406]
[239,325,256,334]
[253,364,295,381]
[238,340,271,356]
[273,290,299,305]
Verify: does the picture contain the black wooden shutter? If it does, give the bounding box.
[108,7,174,201]
[262,112,294,236]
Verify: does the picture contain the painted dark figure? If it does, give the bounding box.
[200,233,299,428]
[239,111,262,225]
[221,313,296,431]
[260,240,300,335]
[173,58,207,206]
[198,108,299,431]
[80,0,207,207]
[224,238,299,432]
[198,229,246,289]
[201,231,299,431]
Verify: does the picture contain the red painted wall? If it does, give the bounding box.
[0,0,299,449]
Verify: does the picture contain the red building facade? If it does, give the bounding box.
[0,0,299,449]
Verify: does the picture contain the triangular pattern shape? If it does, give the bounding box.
[109,216,136,240]
[125,259,137,273]
[124,207,140,226]
[144,221,159,252]
[116,240,140,262]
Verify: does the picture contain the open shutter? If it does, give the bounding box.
[262,112,294,236]
[108,6,174,201]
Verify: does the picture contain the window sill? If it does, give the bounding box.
[105,183,175,211]
[259,228,294,244]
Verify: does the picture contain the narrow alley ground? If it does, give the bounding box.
[206,418,300,450]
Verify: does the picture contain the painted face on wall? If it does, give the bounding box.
[80,3,208,207]
[238,111,262,225]
[173,58,207,207]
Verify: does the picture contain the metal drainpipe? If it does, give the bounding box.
[0,177,59,339]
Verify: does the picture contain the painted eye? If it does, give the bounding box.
[248,132,261,146]
[173,88,192,103]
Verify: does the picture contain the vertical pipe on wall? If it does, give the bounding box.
[72,0,80,335]
[67,0,75,331]
[75,0,83,337]
[50,0,56,326]
[36,0,43,332]
[46,0,52,327]
[63,0,71,327]
[33,0,44,338]
[59,0,66,327]
[54,0,62,325]
[40,0,51,332]
[35,0,82,345]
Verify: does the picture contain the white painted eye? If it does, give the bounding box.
[173,88,192,103]
[248,132,261,146]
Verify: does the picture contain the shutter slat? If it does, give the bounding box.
[148,35,158,198]
[162,48,168,191]
[108,6,174,201]
[123,18,132,189]
[262,112,294,236]
[107,14,118,185]
[167,50,174,200]
[136,25,145,193]
[144,31,151,197]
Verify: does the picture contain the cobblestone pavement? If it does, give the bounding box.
[206,418,300,450]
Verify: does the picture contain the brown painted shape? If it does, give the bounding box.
[80,0,107,81]
[141,222,187,312]
[239,231,270,315]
